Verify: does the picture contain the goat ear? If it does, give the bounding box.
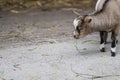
[84,17,92,23]
[73,10,81,16]
[78,16,83,19]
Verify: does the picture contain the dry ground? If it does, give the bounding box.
[0,8,120,80]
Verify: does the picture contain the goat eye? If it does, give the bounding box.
[76,26,82,32]
[79,27,82,29]
[78,27,82,30]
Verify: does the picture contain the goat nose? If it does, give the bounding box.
[73,35,76,38]
[73,35,79,39]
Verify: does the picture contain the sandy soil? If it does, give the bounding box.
[0,8,120,80]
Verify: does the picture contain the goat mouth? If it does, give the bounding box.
[73,35,80,39]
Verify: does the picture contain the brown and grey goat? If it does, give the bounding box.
[73,0,120,57]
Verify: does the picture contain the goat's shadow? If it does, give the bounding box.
[75,41,120,57]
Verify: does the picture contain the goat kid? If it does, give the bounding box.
[73,14,119,57]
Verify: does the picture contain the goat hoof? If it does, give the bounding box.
[111,52,116,57]
[100,48,105,52]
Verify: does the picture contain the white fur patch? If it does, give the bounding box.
[100,43,105,50]
[95,0,101,11]
[111,47,116,52]
[73,18,79,29]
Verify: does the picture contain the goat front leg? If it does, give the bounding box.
[111,31,118,57]
[99,31,108,52]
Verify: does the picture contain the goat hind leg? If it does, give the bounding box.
[111,31,118,57]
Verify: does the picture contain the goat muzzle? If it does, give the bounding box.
[73,31,80,39]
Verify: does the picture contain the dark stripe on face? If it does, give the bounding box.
[76,26,80,33]
[75,15,88,34]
